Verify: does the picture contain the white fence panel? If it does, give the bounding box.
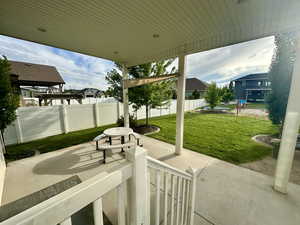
[19,106,62,143]
[4,99,206,145]
[98,103,119,126]
[3,124,18,145]
[67,104,95,132]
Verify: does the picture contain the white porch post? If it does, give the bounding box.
[175,54,187,155]
[126,146,147,225]
[122,65,130,128]
[274,35,300,193]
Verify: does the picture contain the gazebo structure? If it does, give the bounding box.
[1,1,300,223]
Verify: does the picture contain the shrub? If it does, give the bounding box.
[117,114,138,128]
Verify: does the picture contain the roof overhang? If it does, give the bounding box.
[1,0,300,66]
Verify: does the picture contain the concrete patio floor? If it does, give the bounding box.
[2,136,300,225]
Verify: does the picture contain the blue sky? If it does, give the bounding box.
[0,35,275,89]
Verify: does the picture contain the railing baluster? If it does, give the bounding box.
[180,179,186,225]
[170,175,176,225]
[146,170,151,225]
[60,217,72,225]
[184,181,190,225]
[118,183,126,225]
[163,173,169,225]
[176,177,181,225]
[93,198,104,225]
[155,169,161,225]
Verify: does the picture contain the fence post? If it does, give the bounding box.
[126,146,147,225]
[15,110,23,144]
[60,105,69,134]
[186,167,201,225]
[94,103,100,127]
[117,102,120,119]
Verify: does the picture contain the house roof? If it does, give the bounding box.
[233,73,269,82]
[9,61,65,86]
[1,1,300,66]
[185,78,208,91]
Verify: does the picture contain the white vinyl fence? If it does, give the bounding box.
[4,99,205,145]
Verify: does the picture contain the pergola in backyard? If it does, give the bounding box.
[1,0,300,194]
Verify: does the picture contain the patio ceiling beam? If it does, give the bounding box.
[175,55,186,155]
[123,73,178,89]
[274,34,300,194]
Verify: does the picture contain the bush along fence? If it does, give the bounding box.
[3,99,205,145]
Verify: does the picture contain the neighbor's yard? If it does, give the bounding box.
[148,112,278,164]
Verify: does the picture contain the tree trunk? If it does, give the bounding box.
[146,105,149,127]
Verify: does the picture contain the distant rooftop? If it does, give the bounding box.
[9,61,65,86]
[232,73,268,81]
[185,78,208,92]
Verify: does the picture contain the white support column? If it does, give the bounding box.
[122,65,130,128]
[274,35,300,193]
[175,55,187,155]
[126,146,147,225]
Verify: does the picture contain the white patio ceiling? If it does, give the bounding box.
[1,0,300,66]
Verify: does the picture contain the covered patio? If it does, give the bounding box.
[1,0,300,224]
[2,136,300,225]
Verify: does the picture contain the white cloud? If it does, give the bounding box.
[186,36,276,85]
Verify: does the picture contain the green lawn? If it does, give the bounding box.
[6,112,277,164]
[5,124,115,161]
[147,112,278,164]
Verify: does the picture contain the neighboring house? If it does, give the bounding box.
[185,78,208,98]
[9,60,65,106]
[232,73,271,102]
[80,88,103,98]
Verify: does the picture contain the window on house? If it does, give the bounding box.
[242,80,246,87]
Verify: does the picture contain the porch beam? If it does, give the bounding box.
[122,65,130,128]
[123,73,178,89]
[274,35,300,193]
[175,55,187,155]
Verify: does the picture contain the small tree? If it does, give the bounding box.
[267,33,296,125]
[204,82,220,109]
[0,56,19,149]
[192,89,201,99]
[105,60,176,127]
[220,86,234,103]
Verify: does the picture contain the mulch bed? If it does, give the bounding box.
[133,125,159,135]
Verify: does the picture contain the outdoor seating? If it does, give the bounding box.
[93,128,143,163]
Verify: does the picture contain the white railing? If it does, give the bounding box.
[1,147,148,225]
[1,148,198,225]
[147,156,200,225]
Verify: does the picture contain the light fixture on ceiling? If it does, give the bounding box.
[153,34,160,38]
[37,27,47,32]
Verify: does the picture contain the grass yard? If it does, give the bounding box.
[147,112,278,164]
[5,124,115,161]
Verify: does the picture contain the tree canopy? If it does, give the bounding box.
[266,33,296,125]
[204,82,220,109]
[105,60,176,126]
[0,56,19,139]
